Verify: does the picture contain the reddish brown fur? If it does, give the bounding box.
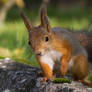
[71,54,89,80]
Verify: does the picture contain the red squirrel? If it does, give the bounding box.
[21,7,91,86]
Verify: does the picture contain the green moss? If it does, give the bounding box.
[53,78,72,83]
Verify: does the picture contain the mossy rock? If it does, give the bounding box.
[53,78,72,83]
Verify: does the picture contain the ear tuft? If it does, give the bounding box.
[40,7,47,18]
[40,7,48,28]
[20,11,32,32]
[40,7,51,32]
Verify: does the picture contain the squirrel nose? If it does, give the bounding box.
[36,52,42,56]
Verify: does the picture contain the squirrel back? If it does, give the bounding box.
[52,27,88,58]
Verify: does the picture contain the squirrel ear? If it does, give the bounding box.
[20,12,32,32]
[40,7,51,32]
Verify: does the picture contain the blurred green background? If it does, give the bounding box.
[0,0,92,82]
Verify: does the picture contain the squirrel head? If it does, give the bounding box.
[21,7,54,56]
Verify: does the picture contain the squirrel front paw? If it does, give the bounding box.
[40,76,54,82]
[40,77,48,82]
[60,67,67,77]
[37,71,44,77]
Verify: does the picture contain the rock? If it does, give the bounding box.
[0,59,91,92]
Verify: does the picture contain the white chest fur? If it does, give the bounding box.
[40,50,62,70]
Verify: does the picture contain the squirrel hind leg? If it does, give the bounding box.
[71,54,89,80]
[71,54,91,86]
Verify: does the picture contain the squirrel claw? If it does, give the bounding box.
[40,77,54,82]
[37,71,44,77]
[40,77,48,82]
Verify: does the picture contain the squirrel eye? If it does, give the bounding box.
[28,41,31,45]
[45,36,49,42]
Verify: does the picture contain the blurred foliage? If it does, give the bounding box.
[0,6,92,64]
[0,0,8,4]
[0,0,92,82]
[16,0,25,8]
